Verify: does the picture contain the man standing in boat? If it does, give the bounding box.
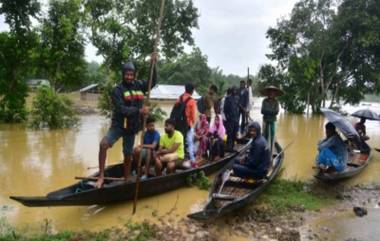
[95,53,158,188]
[224,86,240,152]
[261,86,281,149]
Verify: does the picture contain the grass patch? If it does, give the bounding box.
[257,179,334,212]
[0,218,157,241]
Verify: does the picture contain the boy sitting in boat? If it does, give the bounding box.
[316,122,348,173]
[155,119,185,176]
[133,116,160,179]
[232,122,271,180]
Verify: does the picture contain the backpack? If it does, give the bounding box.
[170,95,191,134]
[196,96,206,114]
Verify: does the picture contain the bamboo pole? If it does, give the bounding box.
[132,0,166,215]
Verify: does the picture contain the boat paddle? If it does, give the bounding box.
[211,169,233,200]
[132,0,166,215]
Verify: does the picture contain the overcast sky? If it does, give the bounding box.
[0,0,298,76]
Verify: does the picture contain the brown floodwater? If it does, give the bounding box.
[0,100,379,237]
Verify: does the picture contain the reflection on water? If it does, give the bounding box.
[0,101,379,233]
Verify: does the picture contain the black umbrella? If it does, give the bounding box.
[321,108,359,139]
[351,109,380,121]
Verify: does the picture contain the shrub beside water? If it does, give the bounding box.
[29,86,78,129]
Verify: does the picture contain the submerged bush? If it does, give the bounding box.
[187,171,211,190]
[29,86,78,129]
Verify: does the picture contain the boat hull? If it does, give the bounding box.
[188,142,284,220]
[10,140,251,207]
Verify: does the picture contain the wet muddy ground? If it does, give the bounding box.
[143,182,380,241]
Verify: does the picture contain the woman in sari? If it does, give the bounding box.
[195,114,209,160]
[209,114,226,161]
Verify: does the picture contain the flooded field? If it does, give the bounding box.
[0,99,379,240]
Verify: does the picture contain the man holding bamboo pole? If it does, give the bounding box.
[95,53,158,189]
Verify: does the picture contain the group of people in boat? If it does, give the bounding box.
[94,55,373,187]
[95,56,281,188]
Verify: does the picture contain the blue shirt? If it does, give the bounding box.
[144,130,160,145]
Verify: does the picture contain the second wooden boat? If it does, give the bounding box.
[188,142,284,220]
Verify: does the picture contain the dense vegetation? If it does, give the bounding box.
[259,0,380,113]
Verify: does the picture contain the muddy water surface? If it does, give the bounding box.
[0,100,379,238]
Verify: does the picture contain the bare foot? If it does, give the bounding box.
[95,177,104,189]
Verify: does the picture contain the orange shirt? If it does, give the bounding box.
[177,93,197,128]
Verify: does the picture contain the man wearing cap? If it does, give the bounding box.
[261,87,280,149]
[95,53,158,188]
[233,122,271,180]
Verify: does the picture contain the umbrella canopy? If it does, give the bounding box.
[351,109,380,121]
[321,108,359,139]
[260,85,284,97]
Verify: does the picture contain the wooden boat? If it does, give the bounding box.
[314,140,372,181]
[188,142,284,220]
[10,139,251,207]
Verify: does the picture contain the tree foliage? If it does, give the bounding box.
[158,47,211,94]
[0,0,40,122]
[262,0,380,113]
[84,0,199,74]
[38,0,87,91]
[333,0,380,103]
[0,0,40,35]
[0,32,38,122]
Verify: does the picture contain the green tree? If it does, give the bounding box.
[0,0,40,122]
[0,0,40,35]
[158,47,211,94]
[0,32,37,122]
[84,0,199,75]
[332,0,380,104]
[264,0,380,113]
[38,0,86,91]
[258,64,306,113]
[265,0,345,113]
